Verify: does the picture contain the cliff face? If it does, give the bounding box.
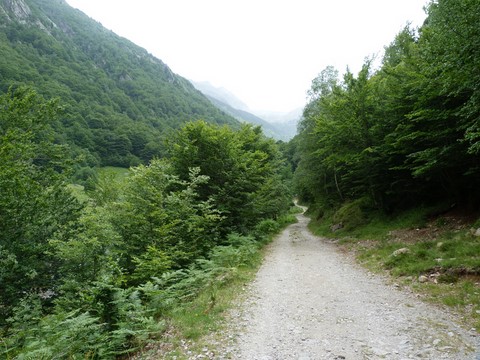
[3,0,32,21]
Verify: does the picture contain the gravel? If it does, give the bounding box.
[208,209,480,360]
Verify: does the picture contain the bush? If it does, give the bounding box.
[4,307,107,359]
[254,219,280,239]
[209,242,258,269]
[332,198,372,230]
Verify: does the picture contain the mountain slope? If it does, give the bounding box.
[193,81,250,112]
[0,0,238,168]
[192,82,300,141]
[202,95,285,140]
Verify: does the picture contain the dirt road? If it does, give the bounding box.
[226,208,479,359]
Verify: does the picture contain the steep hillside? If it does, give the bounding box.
[193,81,250,112]
[0,0,238,169]
[193,81,300,141]
[203,94,288,140]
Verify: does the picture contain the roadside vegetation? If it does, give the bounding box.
[0,87,294,358]
[138,207,301,359]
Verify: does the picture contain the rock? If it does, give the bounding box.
[330,223,343,232]
[392,247,410,257]
[474,228,480,237]
[418,275,429,283]
[436,242,444,248]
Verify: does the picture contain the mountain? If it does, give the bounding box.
[192,81,282,139]
[192,82,301,141]
[0,0,239,169]
[192,81,250,112]
[255,108,303,141]
[257,108,304,124]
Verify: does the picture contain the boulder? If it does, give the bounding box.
[392,248,410,257]
[330,223,343,232]
[418,275,429,283]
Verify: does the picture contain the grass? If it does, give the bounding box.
[309,206,430,241]
[308,204,480,331]
[97,166,130,180]
[160,267,258,359]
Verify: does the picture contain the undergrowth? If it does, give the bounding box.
[131,211,299,359]
[0,211,298,360]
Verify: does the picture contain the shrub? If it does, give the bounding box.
[332,198,372,230]
[254,219,280,239]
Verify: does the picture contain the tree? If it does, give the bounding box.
[0,87,81,320]
[294,0,480,212]
[168,121,290,233]
[111,160,223,280]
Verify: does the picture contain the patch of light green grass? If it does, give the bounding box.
[97,166,130,181]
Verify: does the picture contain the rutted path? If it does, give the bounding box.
[222,208,479,359]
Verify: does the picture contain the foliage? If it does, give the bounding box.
[292,0,480,215]
[111,160,224,278]
[168,121,291,234]
[0,85,291,357]
[0,87,82,322]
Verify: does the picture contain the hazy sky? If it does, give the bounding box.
[65,0,428,113]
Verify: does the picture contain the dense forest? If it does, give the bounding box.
[0,86,293,357]
[290,0,480,219]
[1,0,480,357]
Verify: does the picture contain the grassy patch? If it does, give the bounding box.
[309,206,431,240]
[97,166,130,178]
[161,266,257,358]
[67,183,90,202]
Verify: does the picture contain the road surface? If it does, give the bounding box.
[227,208,479,359]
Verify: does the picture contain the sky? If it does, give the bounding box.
[65,0,428,113]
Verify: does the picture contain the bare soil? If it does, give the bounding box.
[209,208,480,360]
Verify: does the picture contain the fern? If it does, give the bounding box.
[8,310,107,359]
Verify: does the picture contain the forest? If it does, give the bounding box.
[0,0,238,175]
[0,86,293,357]
[290,0,480,218]
[1,0,480,357]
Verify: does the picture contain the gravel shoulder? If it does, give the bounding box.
[215,209,479,360]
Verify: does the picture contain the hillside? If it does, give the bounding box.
[192,81,250,112]
[0,0,238,170]
[193,81,300,141]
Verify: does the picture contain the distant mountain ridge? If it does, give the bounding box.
[193,81,250,112]
[0,0,239,168]
[193,81,301,141]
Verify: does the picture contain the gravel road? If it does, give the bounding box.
[217,208,479,360]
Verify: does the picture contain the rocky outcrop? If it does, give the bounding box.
[1,0,56,34]
[3,0,31,22]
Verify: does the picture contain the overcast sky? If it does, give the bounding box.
[65,0,428,113]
